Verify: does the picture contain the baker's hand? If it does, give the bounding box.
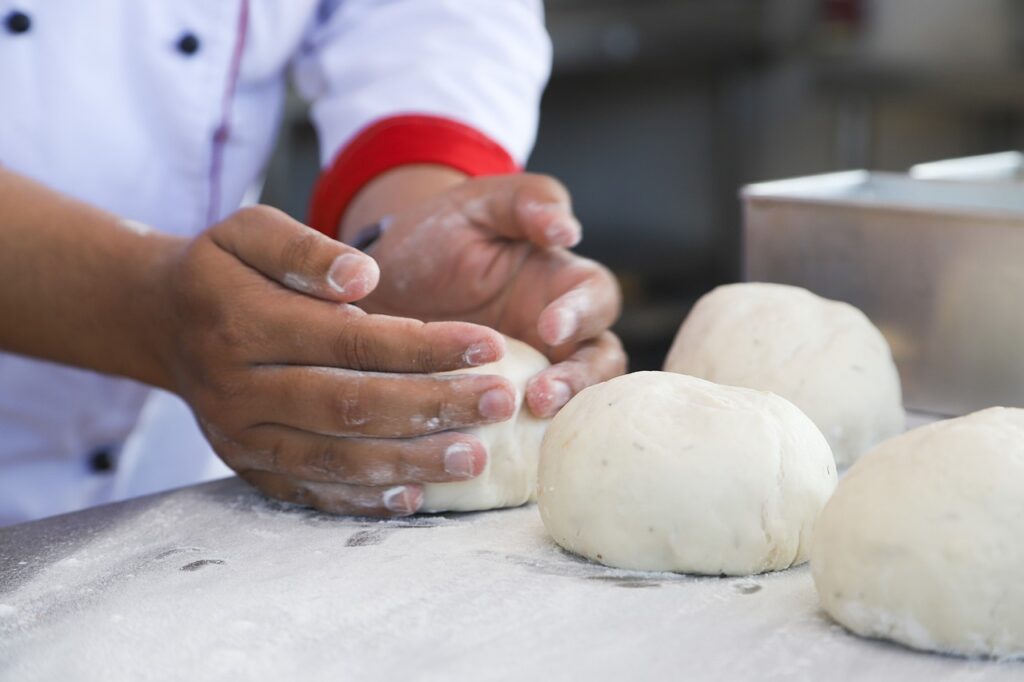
[158,206,515,517]
[358,174,627,417]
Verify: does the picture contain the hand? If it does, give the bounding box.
[357,173,627,417]
[158,206,517,517]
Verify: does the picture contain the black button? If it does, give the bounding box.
[176,32,200,56]
[89,448,115,473]
[4,10,31,34]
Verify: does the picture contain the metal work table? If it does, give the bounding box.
[0,469,1020,681]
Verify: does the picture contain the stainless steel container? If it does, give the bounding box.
[742,170,1024,416]
[910,151,1024,182]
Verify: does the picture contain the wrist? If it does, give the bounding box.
[122,230,190,391]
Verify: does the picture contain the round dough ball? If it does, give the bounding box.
[664,282,904,467]
[537,371,837,575]
[811,407,1024,658]
[421,337,550,513]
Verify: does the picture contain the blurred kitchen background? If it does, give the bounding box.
[260,0,1024,370]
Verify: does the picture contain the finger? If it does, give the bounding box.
[263,300,506,372]
[252,367,516,438]
[537,265,622,347]
[210,205,380,303]
[232,427,488,486]
[240,470,424,518]
[456,173,582,248]
[525,331,628,418]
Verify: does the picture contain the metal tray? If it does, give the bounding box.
[910,151,1024,183]
[742,171,1024,417]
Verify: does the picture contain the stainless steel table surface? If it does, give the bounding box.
[1,471,1021,681]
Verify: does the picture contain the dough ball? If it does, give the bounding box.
[811,407,1024,658]
[664,282,904,467]
[537,371,837,575]
[421,337,550,513]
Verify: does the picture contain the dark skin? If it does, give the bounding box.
[341,167,627,419]
[0,165,626,517]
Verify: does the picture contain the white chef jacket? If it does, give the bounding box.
[0,0,551,526]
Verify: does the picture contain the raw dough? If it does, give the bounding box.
[537,371,837,575]
[421,337,550,512]
[664,282,904,467]
[811,407,1024,658]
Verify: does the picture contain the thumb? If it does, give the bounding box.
[456,173,582,249]
[209,205,380,303]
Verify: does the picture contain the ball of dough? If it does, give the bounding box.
[537,371,837,575]
[811,407,1024,658]
[664,282,904,467]
[421,337,550,513]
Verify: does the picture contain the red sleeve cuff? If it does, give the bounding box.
[307,114,521,240]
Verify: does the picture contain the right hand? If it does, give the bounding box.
[157,206,514,517]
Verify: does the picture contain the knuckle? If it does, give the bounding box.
[392,446,418,479]
[335,321,377,369]
[285,486,314,507]
[604,334,629,375]
[524,172,570,202]
[305,445,352,482]
[262,436,289,473]
[241,470,307,506]
[591,263,623,305]
[537,172,569,193]
[194,364,248,408]
[579,266,623,325]
[402,438,448,479]
[280,230,324,276]
[612,352,628,376]
[209,311,252,351]
[235,204,283,228]
[358,445,403,486]
[199,425,247,470]
[426,382,462,431]
[308,486,378,517]
[173,289,251,367]
[331,380,369,432]
[413,337,436,372]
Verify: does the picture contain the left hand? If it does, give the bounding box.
[356,173,627,417]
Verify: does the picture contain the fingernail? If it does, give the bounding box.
[383,486,421,515]
[444,442,482,478]
[545,217,582,248]
[478,387,515,420]
[327,253,375,296]
[549,380,573,411]
[550,307,579,346]
[464,342,496,367]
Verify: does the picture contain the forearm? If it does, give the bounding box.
[338,164,466,244]
[0,168,178,388]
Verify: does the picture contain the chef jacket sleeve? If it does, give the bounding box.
[292,0,552,238]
